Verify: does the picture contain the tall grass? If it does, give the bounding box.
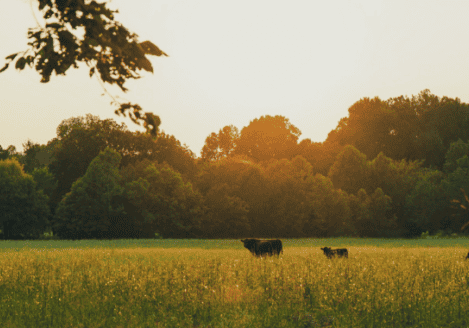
[0,238,468,327]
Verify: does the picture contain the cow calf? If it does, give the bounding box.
[321,247,348,259]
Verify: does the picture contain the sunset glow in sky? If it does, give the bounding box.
[2,0,469,155]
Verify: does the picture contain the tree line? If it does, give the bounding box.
[2,90,469,239]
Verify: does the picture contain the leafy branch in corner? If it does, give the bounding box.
[1,0,166,137]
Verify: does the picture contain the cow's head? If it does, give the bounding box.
[241,239,258,252]
[321,247,331,253]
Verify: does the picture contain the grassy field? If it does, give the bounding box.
[1,238,469,327]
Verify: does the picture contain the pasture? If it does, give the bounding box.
[1,238,469,327]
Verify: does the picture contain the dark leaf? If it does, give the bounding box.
[0,63,9,73]
[90,67,95,77]
[6,53,19,61]
[26,56,34,65]
[46,23,63,29]
[138,56,153,73]
[28,30,42,40]
[38,0,52,11]
[15,57,27,70]
[139,41,168,57]
[44,9,54,19]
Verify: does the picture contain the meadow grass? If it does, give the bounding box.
[0,238,469,327]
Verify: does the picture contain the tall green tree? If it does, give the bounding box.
[405,169,449,235]
[18,140,54,173]
[198,183,250,238]
[262,156,315,237]
[368,152,423,236]
[196,156,270,237]
[48,114,127,216]
[327,97,394,160]
[443,156,469,233]
[296,139,344,177]
[0,158,50,239]
[328,145,371,195]
[54,147,124,239]
[385,95,420,161]
[120,159,203,238]
[307,174,351,237]
[1,0,166,136]
[443,139,469,173]
[48,114,197,225]
[348,188,395,237]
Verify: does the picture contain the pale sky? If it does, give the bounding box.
[2,0,469,156]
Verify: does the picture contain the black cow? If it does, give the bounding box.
[321,247,348,259]
[241,238,283,257]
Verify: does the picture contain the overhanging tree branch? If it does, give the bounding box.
[1,0,166,137]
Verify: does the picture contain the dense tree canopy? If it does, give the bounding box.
[201,125,240,161]
[235,115,301,162]
[5,89,469,239]
[47,114,197,225]
[327,90,469,170]
[54,147,124,239]
[120,159,203,238]
[0,158,50,239]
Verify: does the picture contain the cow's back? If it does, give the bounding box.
[255,241,273,256]
[270,239,283,255]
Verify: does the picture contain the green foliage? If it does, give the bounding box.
[30,166,57,201]
[328,145,370,195]
[235,115,301,161]
[327,90,469,170]
[150,132,197,179]
[420,230,460,239]
[296,139,343,176]
[442,156,469,232]
[18,140,54,173]
[121,159,203,238]
[48,115,125,216]
[444,139,469,173]
[308,174,351,237]
[0,158,50,239]
[368,187,396,237]
[54,147,124,239]
[196,156,270,237]
[48,114,197,227]
[345,96,394,159]
[405,169,449,235]
[262,156,315,237]
[0,145,18,161]
[369,153,423,230]
[199,183,250,238]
